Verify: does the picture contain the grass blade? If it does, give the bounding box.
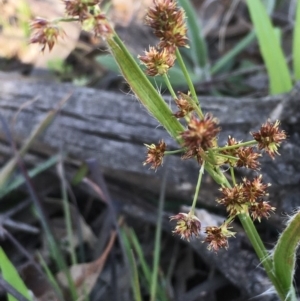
[0,248,32,301]
[178,0,209,78]
[245,0,292,94]
[293,0,300,80]
[273,211,300,300]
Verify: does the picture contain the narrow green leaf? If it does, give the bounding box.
[293,0,300,80]
[107,35,184,142]
[273,211,300,300]
[245,0,292,94]
[0,248,32,301]
[177,0,209,78]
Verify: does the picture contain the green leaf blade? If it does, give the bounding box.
[0,248,32,301]
[273,211,300,300]
[293,0,300,80]
[246,0,292,94]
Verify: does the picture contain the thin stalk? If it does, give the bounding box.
[165,149,185,155]
[217,140,257,151]
[150,163,168,301]
[238,213,286,301]
[162,73,177,99]
[175,48,204,118]
[58,161,77,266]
[230,167,236,185]
[190,163,205,215]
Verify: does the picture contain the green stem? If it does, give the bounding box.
[162,73,177,99]
[217,153,238,161]
[230,167,236,185]
[217,140,257,151]
[165,149,185,155]
[190,162,205,215]
[238,213,286,301]
[53,17,80,23]
[175,48,204,118]
[150,164,168,301]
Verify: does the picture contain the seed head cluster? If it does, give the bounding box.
[145,0,188,51]
[139,47,176,76]
[217,175,272,219]
[29,0,112,51]
[169,213,201,241]
[205,223,235,252]
[251,120,286,159]
[30,18,64,52]
[143,140,166,170]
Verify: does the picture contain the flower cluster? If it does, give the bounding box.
[143,140,166,170]
[30,18,64,52]
[251,120,287,159]
[29,0,112,51]
[205,223,235,252]
[139,0,188,77]
[145,0,188,51]
[139,47,176,76]
[217,175,274,221]
[169,213,201,241]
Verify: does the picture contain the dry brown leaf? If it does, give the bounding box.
[56,231,116,299]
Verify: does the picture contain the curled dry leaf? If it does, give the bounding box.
[56,231,116,298]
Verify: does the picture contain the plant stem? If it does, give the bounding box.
[217,140,257,151]
[150,163,168,301]
[190,162,205,215]
[163,73,177,99]
[238,213,287,301]
[175,48,204,118]
[165,149,185,155]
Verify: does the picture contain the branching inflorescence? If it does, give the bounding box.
[29,0,286,259]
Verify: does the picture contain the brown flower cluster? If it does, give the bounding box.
[64,0,100,20]
[30,18,64,52]
[145,0,188,51]
[30,0,112,51]
[251,120,287,159]
[205,223,235,252]
[174,92,195,118]
[139,47,176,76]
[169,212,201,241]
[143,140,166,170]
[180,114,220,163]
[217,175,274,221]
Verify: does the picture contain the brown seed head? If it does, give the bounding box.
[217,184,246,216]
[236,147,261,170]
[249,200,275,222]
[204,223,235,252]
[174,92,194,118]
[145,0,188,50]
[251,120,287,159]
[139,47,176,76]
[242,175,270,203]
[63,0,98,20]
[180,114,220,153]
[170,212,201,241]
[143,140,166,170]
[30,18,64,52]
